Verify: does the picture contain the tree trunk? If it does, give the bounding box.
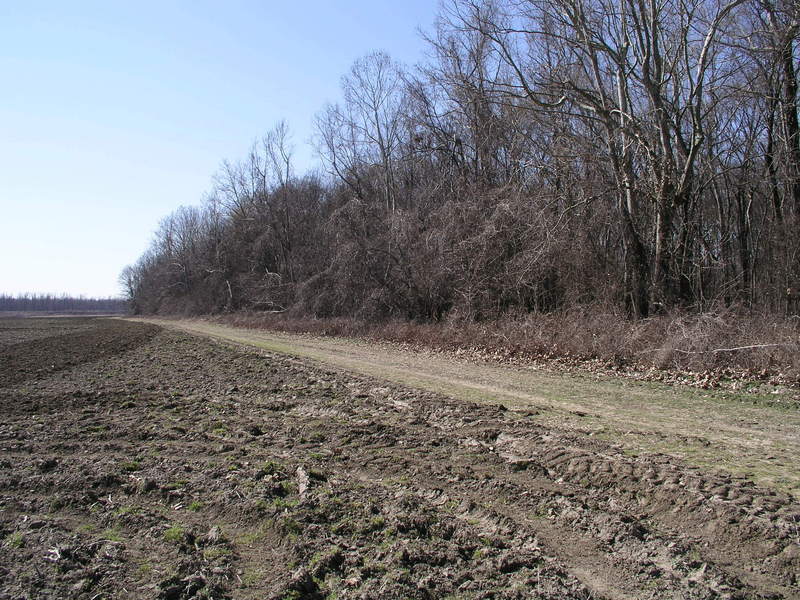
[652,194,674,310]
[619,195,650,317]
[780,26,800,212]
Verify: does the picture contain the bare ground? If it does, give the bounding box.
[137,318,800,496]
[1,317,798,599]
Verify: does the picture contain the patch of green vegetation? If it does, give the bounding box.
[331,519,352,536]
[120,460,141,472]
[361,515,386,534]
[305,468,327,483]
[116,505,139,516]
[383,475,410,487]
[279,481,297,496]
[4,531,23,548]
[377,534,397,550]
[136,560,153,579]
[164,525,186,544]
[311,573,340,598]
[308,431,326,442]
[360,559,388,578]
[163,479,189,490]
[187,501,204,512]
[237,528,266,545]
[272,497,299,510]
[101,526,123,542]
[242,568,264,587]
[382,525,397,538]
[308,551,325,568]
[279,516,302,536]
[261,460,283,475]
[77,522,97,533]
[687,547,703,564]
[48,496,66,512]
[202,546,232,561]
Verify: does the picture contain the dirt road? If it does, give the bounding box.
[2,318,798,599]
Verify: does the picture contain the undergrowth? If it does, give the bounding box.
[215,307,800,386]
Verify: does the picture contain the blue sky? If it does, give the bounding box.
[0,1,438,297]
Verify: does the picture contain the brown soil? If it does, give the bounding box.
[1,318,798,599]
[135,318,800,497]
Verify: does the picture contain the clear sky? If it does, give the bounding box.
[0,0,438,298]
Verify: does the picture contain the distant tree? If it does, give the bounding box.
[0,293,126,313]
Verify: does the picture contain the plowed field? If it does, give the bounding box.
[1,317,798,599]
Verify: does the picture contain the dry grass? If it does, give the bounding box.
[216,307,800,385]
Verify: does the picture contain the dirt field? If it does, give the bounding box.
[137,318,800,497]
[1,318,798,599]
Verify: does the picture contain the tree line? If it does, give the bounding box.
[0,294,126,313]
[123,0,800,320]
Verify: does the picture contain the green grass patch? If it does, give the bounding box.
[163,525,186,544]
[100,526,123,542]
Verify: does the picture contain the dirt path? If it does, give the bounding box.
[135,318,800,497]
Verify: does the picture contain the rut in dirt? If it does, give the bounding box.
[0,318,798,599]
